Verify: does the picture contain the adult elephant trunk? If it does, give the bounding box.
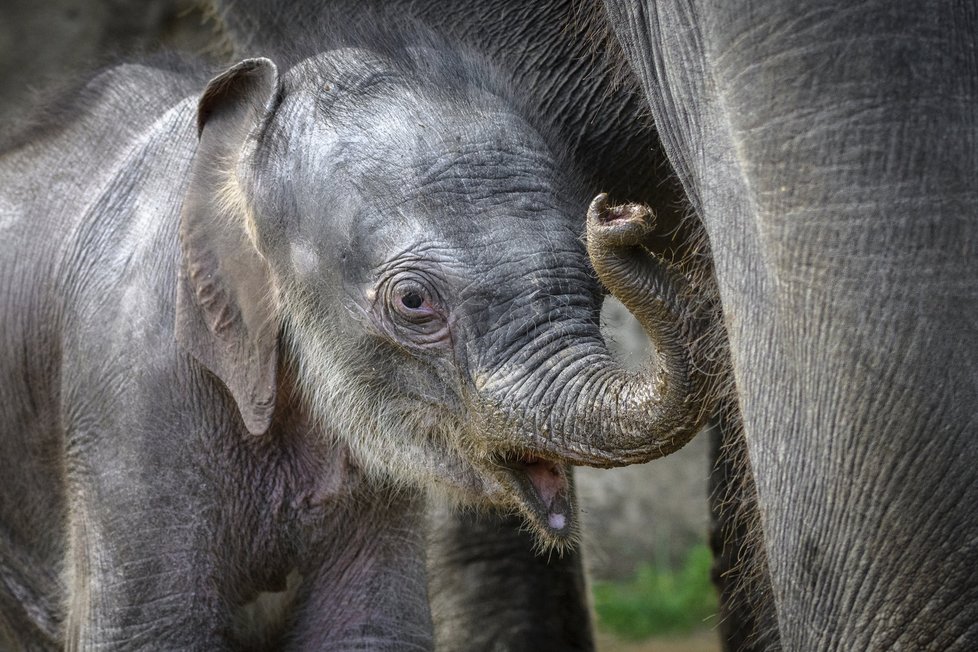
[474,193,715,468]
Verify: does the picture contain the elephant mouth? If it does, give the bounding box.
[494,452,573,538]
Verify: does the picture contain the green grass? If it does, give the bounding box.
[591,545,718,639]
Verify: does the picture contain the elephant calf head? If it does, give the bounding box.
[176,45,715,545]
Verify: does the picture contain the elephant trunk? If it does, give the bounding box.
[475,194,715,468]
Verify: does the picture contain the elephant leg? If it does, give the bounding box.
[707,415,779,652]
[606,0,978,646]
[62,485,229,650]
[427,495,594,652]
[281,488,433,652]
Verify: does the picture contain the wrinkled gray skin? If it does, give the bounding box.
[605,0,978,648]
[208,1,978,649]
[0,21,714,650]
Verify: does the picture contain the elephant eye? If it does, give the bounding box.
[374,271,450,348]
[388,278,439,323]
[401,292,424,310]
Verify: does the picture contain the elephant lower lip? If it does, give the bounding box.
[506,455,570,532]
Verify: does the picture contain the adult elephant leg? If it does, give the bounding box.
[427,496,593,652]
[707,415,778,652]
[606,0,978,648]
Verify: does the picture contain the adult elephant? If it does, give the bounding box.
[603,0,978,648]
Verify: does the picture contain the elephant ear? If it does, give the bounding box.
[176,58,281,435]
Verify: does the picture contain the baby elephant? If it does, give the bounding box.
[0,27,713,651]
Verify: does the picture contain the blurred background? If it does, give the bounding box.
[0,2,719,649]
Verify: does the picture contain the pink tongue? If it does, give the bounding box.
[524,460,569,530]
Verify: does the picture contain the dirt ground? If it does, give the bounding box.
[596,630,720,652]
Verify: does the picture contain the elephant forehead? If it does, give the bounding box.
[276,98,564,204]
[353,184,585,274]
[357,103,562,194]
[260,79,587,283]
[365,111,577,233]
[305,112,577,233]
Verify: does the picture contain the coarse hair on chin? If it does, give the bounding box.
[282,298,581,555]
[279,285,475,499]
